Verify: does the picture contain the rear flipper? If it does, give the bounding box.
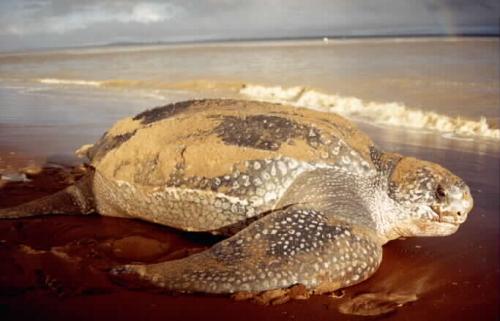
[111,205,383,295]
[0,172,95,219]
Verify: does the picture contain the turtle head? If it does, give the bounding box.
[387,157,473,237]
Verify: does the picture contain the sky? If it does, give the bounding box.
[0,0,498,52]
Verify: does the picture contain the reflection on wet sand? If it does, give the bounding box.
[0,138,498,320]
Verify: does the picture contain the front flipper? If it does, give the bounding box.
[111,205,383,295]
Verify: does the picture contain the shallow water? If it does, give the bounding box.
[1,38,498,118]
[0,38,499,320]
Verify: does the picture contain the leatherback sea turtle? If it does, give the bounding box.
[0,99,473,298]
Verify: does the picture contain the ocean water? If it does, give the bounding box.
[0,37,499,157]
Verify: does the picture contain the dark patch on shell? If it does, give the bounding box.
[133,100,194,124]
[213,114,322,151]
[88,131,136,161]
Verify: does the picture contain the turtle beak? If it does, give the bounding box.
[432,185,473,225]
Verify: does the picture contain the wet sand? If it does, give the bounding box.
[0,128,499,320]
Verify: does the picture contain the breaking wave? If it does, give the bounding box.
[240,84,500,140]
[33,78,499,140]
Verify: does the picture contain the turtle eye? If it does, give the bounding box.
[435,185,446,200]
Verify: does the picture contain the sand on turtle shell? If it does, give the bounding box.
[93,100,374,184]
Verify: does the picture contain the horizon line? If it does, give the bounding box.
[2,32,498,55]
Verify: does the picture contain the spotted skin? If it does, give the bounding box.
[93,145,373,233]
[115,204,383,294]
[112,167,390,294]
[276,168,378,230]
[92,157,315,232]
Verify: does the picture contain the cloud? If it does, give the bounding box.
[2,1,183,35]
[0,0,498,51]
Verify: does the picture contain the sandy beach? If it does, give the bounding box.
[0,38,498,320]
[0,113,498,321]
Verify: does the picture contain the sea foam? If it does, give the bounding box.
[33,77,499,140]
[240,84,500,140]
[38,78,101,87]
